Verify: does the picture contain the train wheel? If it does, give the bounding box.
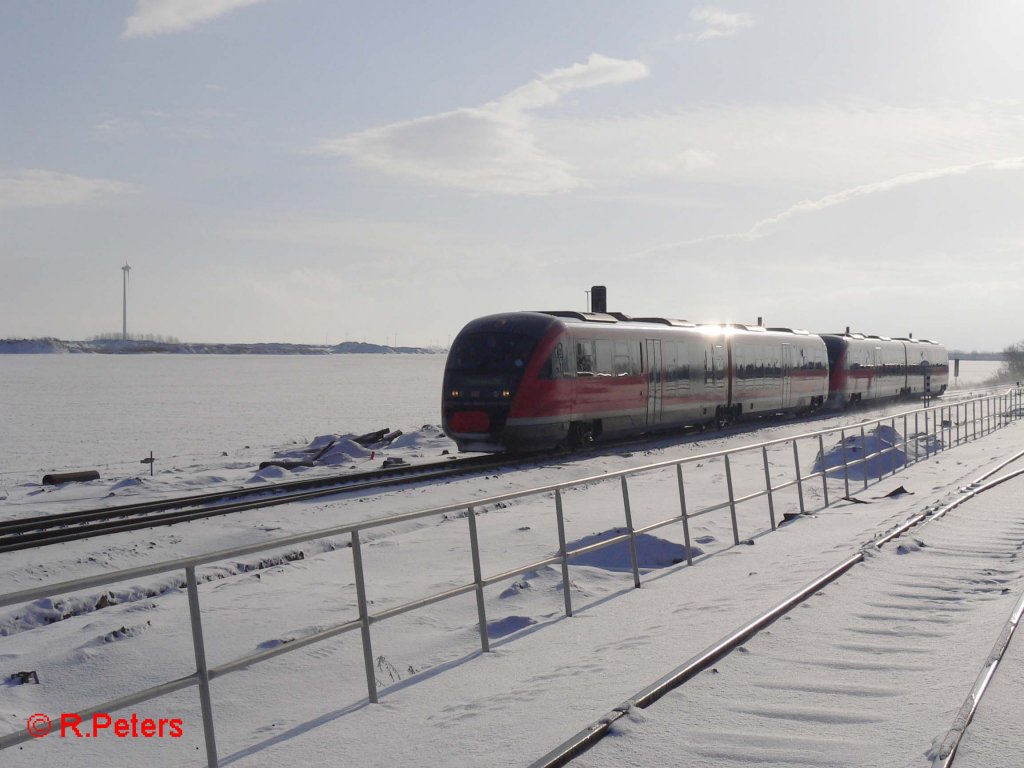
[569,421,594,449]
[713,406,728,429]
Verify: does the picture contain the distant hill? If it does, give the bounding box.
[0,338,441,355]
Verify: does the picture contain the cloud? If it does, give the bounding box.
[122,0,270,38]
[315,54,649,196]
[674,148,718,171]
[94,116,142,140]
[749,156,1024,233]
[687,6,753,41]
[629,155,1024,258]
[0,170,135,209]
[540,101,1024,188]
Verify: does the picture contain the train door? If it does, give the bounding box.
[646,339,663,425]
[869,346,880,399]
[780,343,793,408]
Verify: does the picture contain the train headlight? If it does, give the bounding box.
[450,389,461,399]
[501,389,511,398]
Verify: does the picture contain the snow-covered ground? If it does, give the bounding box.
[1,364,1021,767]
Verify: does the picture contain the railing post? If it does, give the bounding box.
[676,465,694,564]
[915,411,920,462]
[761,446,777,530]
[840,429,850,499]
[554,490,573,616]
[724,454,740,543]
[877,424,885,484]
[890,418,898,477]
[792,440,805,514]
[351,530,378,704]
[620,477,641,588]
[185,565,219,768]
[902,415,909,473]
[817,434,829,507]
[860,426,868,489]
[924,411,931,459]
[467,507,490,653]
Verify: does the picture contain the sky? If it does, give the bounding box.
[3,1,1024,350]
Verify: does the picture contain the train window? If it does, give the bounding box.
[448,332,537,373]
[678,343,691,390]
[539,341,567,380]
[614,341,634,376]
[663,344,677,393]
[576,340,595,376]
[713,346,725,386]
[595,340,613,376]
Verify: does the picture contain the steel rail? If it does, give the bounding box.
[529,464,1024,768]
[0,453,556,553]
[934,584,1024,767]
[2,391,998,553]
[0,453,510,537]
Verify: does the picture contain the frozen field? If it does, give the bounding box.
[0,355,1002,483]
[0,354,446,480]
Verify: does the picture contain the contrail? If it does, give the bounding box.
[628,155,1024,260]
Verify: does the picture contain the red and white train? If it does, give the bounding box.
[442,310,948,453]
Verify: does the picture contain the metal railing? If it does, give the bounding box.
[1,388,1021,765]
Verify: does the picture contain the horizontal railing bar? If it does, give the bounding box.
[691,499,734,516]
[566,533,632,560]
[208,619,364,679]
[0,672,199,750]
[2,394,1008,612]
[683,505,726,520]
[731,489,769,506]
[634,515,685,537]
[369,583,479,623]
[482,556,564,588]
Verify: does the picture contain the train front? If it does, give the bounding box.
[442,313,559,452]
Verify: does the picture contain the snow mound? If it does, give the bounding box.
[318,438,373,463]
[566,530,698,572]
[487,615,537,638]
[249,465,288,482]
[814,425,907,480]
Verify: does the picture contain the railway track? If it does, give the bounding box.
[0,452,546,553]
[0,392,995,554]
[532,450,1024,767]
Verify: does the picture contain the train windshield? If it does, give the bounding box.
[447,332,537,374]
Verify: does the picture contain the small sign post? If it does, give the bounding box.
[922,361,932,408]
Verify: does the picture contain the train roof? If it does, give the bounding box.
[894,337,942,345]
[534,312,821,338]
[822,332,944,346]
[466,313,942,348]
